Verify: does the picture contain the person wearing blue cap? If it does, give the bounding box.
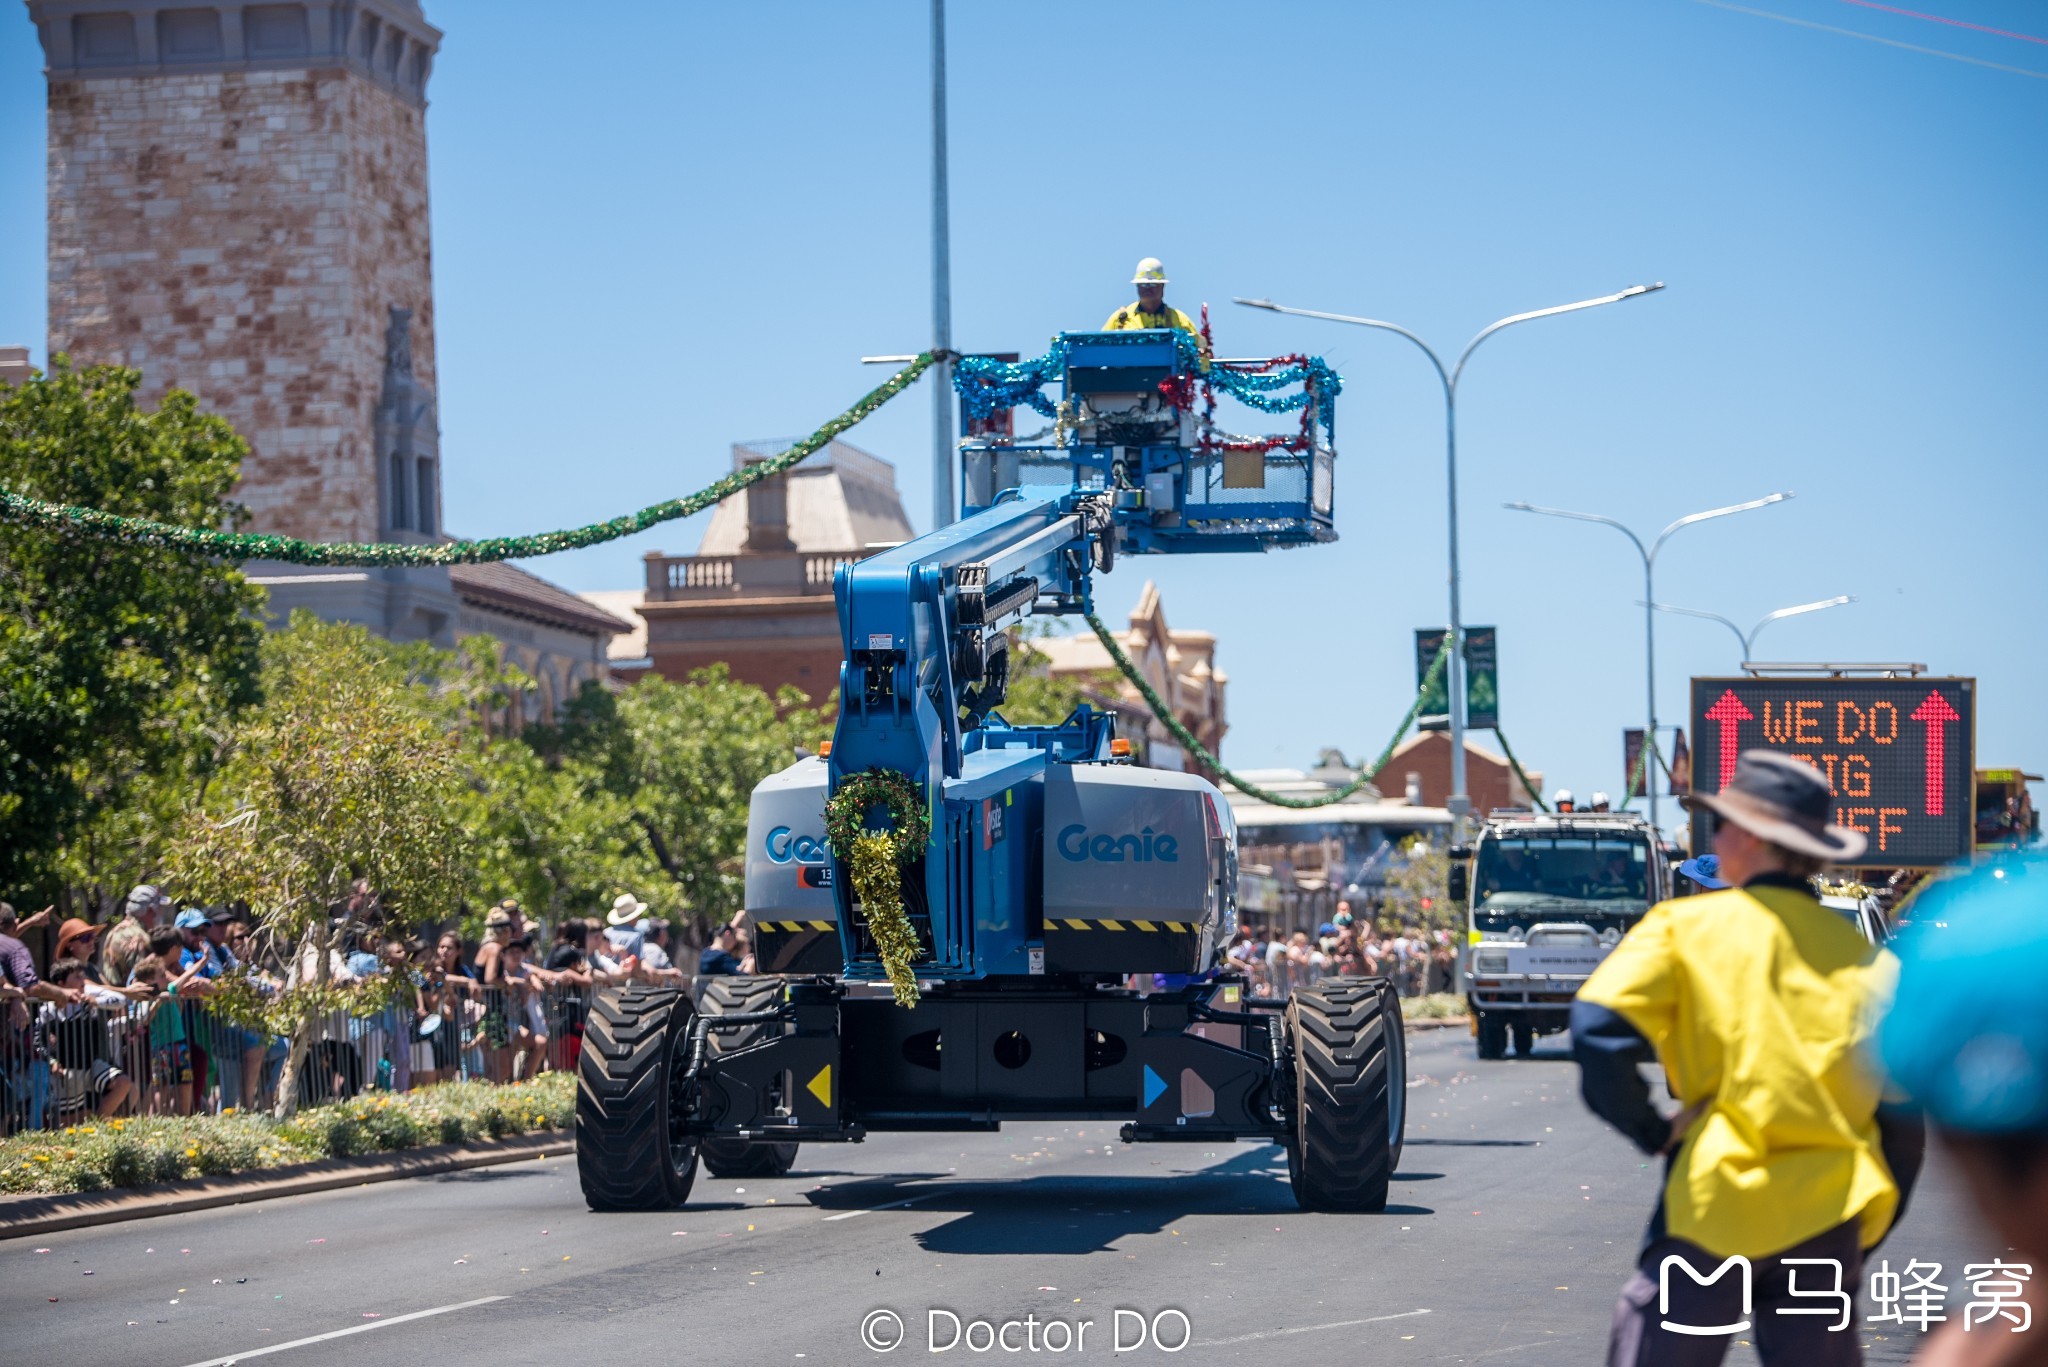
[1572,751,1925,1366]
[1880,858,2048,1364]
[1676,853,1729,892]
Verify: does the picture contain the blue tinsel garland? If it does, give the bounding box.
[953,330,1341,433]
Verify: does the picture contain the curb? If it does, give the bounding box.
[0,1133,573,1240]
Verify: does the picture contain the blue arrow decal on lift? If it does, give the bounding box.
[1142,1064,1167,1109]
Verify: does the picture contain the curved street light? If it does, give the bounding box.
[1503,492,1793,827]
[1236,282,1664,830]
[1642,595,1856,662]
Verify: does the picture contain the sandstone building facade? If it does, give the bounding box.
[30,0,624,712]
[636,439,914,701]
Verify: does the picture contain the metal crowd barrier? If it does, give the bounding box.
[1,982,606,1136]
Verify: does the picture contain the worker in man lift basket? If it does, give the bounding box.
[1571,750,1924,1367]
[1103,257,1211,364]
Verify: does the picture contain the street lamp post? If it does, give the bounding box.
[1237,284,1664,831]
[1644,596,1855,664]
[929,0,955,530]
[1503,494,1794,829]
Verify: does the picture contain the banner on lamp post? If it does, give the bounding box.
[1415,627,1498,732]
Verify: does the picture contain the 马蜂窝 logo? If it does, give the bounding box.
[1056,825,1180,864]
[766,826,828,866]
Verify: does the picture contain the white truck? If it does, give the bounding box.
[1449,811,1670,1059]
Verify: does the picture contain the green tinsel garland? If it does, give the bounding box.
[0,353,935,566]
[823,767,931,1008]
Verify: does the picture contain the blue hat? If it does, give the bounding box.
[173,908,209,931]
[1317,922,1338,936]
[1880,857,2048,1135]
[1678,854,1729,890]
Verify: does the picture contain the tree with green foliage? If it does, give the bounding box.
[1381,835,1455,935]
[0,359,265,901]
[608,667,830,946]
[167,615,473,1117]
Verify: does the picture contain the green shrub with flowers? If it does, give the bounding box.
[0,1073,572,1198]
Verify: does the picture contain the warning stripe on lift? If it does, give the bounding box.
[1050,919,1194,933]
[757,920,836,932]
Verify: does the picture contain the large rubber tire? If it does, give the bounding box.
[577,986,699,1211]
[697,976,800,1180]
[1285,978,1402,1213]
[1512,1020,1536,1058]
[1476,1011,1508,1061]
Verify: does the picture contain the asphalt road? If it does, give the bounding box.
[6,1027,1995,1366]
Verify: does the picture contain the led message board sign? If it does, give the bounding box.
[1687,677,1975,867]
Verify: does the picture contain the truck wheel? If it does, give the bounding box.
[698,975,800,1180]
[1511,1021,1536,1058]
[577,986,699,1211]
[1476,1011,1508,1061]
[1285,978,1402,1213]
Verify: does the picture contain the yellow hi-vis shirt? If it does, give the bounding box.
[1103,302,1200,337]
[1578,883,1902,1259]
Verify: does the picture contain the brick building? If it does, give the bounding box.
[29,0,625,714]
[634,439,913,700]
[1373,731,1543,815]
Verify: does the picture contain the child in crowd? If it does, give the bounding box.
[38,958,134,1120]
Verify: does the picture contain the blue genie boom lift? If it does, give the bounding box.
[576,330,1405,1213]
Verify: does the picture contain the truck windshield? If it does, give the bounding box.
[1472,835,1651,931]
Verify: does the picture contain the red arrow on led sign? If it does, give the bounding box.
[1911,690,1962,816]
[1705,689,1754,789]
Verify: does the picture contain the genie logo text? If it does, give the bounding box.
[1056,825,1180,864]
[766,826,828,866]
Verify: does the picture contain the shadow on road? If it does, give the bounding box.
[778,1149,1433,1255]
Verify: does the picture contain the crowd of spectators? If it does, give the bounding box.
[0,884,752,1135]
[1227,901,1458,998]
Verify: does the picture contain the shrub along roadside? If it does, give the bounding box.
[0,1074,572,1198]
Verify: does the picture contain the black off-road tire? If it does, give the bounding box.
[577,986,699,1211]
[1512,1020,1536,1058]
[697,975,800,1179]
[1476,1010,1508,1060]
[1285,978,1403,1213]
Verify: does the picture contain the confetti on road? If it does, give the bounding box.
[308,1238,325,1244]
[453,1259,468,1265]
[33,1248,49,1253]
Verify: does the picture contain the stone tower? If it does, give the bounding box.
[30,0,461,641]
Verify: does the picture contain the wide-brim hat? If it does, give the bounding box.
[607,892,649,927]
[1681,750,1867,862]
[54,918,97,956]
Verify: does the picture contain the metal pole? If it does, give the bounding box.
[929,0,954,531]
[1643,552,1659,829]
[1444,390,1468,828]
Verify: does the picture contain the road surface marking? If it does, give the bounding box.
[179,1295,507,1367]
[821,1192,939,1222]
[1198,1308,1431,1347]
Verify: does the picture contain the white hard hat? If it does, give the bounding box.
[1131,257,1168,285]
[1553,788,1574,804]
[1591,791,1611,806]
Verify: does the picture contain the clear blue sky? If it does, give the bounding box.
[4,1,2044,832]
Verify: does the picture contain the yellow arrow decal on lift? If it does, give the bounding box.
[807,1064,833,1108]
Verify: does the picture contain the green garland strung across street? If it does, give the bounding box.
[0,353,937,567]
[1491,729,1553,814]
[823,767,932,1008]
[1085,612,1447,810]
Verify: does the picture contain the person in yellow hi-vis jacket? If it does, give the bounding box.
[1573,750,1925,1367]
[1103,258,1211,367]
